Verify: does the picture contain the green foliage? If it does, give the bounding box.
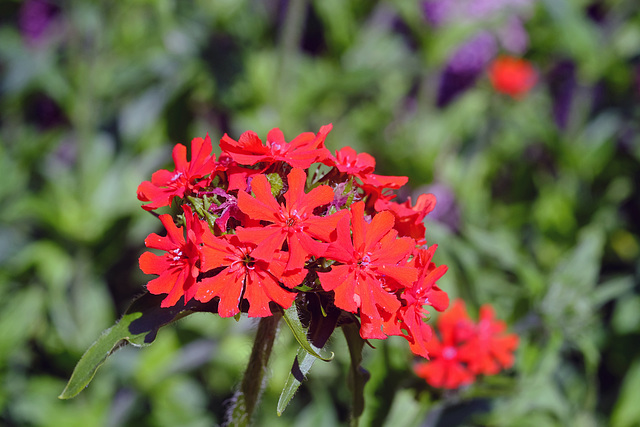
[59,293,217,399]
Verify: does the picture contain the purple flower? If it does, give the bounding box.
[424,0,535,26]
[426,0,537,107]
[548,60,576,130]
[437,32,497,106]
[496,16,529,54]
[19,0,60,46]
[448,31,498,73]
[416,184,460,232]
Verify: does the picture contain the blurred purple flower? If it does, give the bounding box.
[448,31,497,73]
[548,60,576,130]
[437,32,497,106]
[496,16,529,54]
[19,0,60,46]
[423,0,453,26]
[424,0,535,26]
[424,0,536,106]
[26,93,67,129]
[416,184,460,232]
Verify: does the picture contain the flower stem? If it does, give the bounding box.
[225,313,282,427]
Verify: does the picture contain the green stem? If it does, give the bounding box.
[225,313,282,427]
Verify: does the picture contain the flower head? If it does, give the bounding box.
[137,135,216,211]
[318,202,418,339]
[196,235,303,318]
[488,56,537,98]
[414,300,475,388]
[136,123,449,359]
[236,167,345,272]
[138,206,207,307]
[220,125,332,169]
[414,299,519,388]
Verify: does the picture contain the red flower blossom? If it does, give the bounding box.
[137,135,216,211]
[220,125,333,169]
[317,201,418,339]
[385,245,448,357]
[330,146,376,176]
[139,206,207,308]
[414,299,519,389]
[460,304,520,375]
[195,235,304,317]
[488,56,537,99]
[235,167,345,272]
[323,146,408,206]
[414,300,475,389]
[375,193,437,245]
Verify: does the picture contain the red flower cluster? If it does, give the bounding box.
[488,55,537,99]
[137,124,448,356]
[413,299,519,389]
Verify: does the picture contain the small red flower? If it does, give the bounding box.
[414,300,475,389]
[386,245,448,357]
[414,299,519,389]
[375,193,437,245]
[137,135,216,211]
[138,206,207,308]
[488,56,537,99]
[460,304,520,375]
[330,146,376,176]
[195,234,304,317]
[220,125,332,169]
[323,146,408,205]
[236,167,345,272]
[318,201,418,339]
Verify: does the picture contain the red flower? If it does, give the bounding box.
[460,304,519,375]
[137,135,216,211]
[414,299,519,389]
[375,193,437,245]
[323,146,408,206]
[235,167,345,272]
[317,201,418,339]
[220,125,333,169]
[195,235,304,317]
[414,300,475,389]
[330,146,376,176]
[139,206,207,308]
[386,245,448,357]
[488,56,537,99]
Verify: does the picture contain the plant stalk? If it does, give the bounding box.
[225,313,282,427]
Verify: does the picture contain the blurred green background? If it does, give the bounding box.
[1,0,639,426]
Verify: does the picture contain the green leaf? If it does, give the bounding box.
[277,346,319,416]
[278,297,339,415]
[281,303,334,362]
[612,359,640,427]
[343,321,370,425]
[59,292,218,399]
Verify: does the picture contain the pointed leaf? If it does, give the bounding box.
[278,295,340,415]
[59,292,218,399]
[277,346,319,416]
[281,303,334,362]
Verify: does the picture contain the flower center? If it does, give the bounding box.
[358,253,372,267]
[442,346,457,360]
[171,248,183,262]
[242,254,255,270]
